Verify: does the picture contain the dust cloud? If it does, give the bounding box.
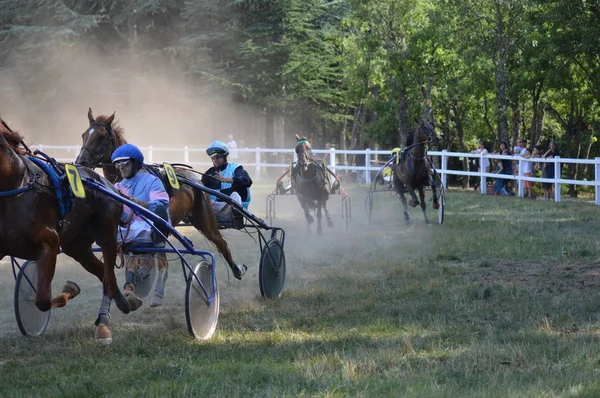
[0,41,266,149]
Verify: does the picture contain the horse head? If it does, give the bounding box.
[294,133,313,170]
[415,120,440,147]
[0,118,27,155]
[75,108,120,168]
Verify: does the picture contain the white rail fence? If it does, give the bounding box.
[31,145,600,206]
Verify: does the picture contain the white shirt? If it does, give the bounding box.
[473,148,490,171]
[227,140,238,159]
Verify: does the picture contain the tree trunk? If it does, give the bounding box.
[494,0,510,144]
[452,103,469,189]
[397,85,409,146]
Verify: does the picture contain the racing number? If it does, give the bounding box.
[163,163,180,190]
[65,164,86,198]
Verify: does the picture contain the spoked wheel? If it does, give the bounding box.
[133,262,157,299]
[259,238,286,298]
[437,183,445,224]
[266,195,276,226]
[365,191,373,227]
[432,171,445,224]
[185,260,219,340]
[343,196,351,232]
[14,260,51,337]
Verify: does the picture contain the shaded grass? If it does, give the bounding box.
[1,186,600,397]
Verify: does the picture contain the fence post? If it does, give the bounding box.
[517,157,524,198]
[554,156,561,203]
[479,153,486,195]
[255,147,261,181]
[441,150,448,190]
[184,146,189,163]
[329,148,336,174]
[594,158,600,206]
[365,148,371,184]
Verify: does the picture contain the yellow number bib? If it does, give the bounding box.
[163,163,180,190]
[65,164,86,199]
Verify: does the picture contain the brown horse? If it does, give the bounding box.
[0,119,130,344]
[393,120,441,225]
[292,134,333,234]
[74,108,247,283]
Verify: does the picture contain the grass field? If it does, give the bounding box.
[1,183,600,397]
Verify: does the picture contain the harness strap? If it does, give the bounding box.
[0,183,34,197]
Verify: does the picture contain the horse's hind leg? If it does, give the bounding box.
[150,253,168,307]
[34,229,61,312]
[190,191,247,280]
[418,187,431,225]
[397,190,412,225]
[316,206,323,235]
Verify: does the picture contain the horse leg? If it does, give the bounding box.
[397,191,412,225]
[431,181,440,210]
[323,201,334,229]
[150,253,168,307]
[190,191,247,280]
[316,205,323,235]
[418,187,431,225]
[34,229,61,312]
[406,185,420,207]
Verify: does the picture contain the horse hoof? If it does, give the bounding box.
[306,215,314,224]
[62,281,81,299]
[95,324,113,346]
[124,291,143,311]
[425,219,432,225]
[409,200,419,207]
[232,264,247,280]
[433,202,439,210]
[149,295,164,308]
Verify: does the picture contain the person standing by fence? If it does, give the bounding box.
[542,141,559,200]
[471,140,490,190]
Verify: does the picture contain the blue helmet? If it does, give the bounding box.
[111,143,144,164]
[206,140,229,156]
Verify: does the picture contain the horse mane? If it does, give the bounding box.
[95,115,127,145]
[0,118,27,155]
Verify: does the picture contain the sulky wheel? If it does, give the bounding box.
[365,191,373,227]
[437,183,445,224]
[259,238,286,298]
[342,196,351,233]
[266,195,276,226]
[14,260,51,337]
[185,260,219,340]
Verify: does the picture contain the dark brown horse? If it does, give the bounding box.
[0,119,130,344]
[292,134,333,234]
[74,108,247,280]
[393,120,441,225]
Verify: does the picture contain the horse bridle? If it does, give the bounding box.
[296,140,313,170]
[79,121,116,168]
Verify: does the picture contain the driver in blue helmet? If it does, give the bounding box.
[111,143,171,310]
[201,140,253,228]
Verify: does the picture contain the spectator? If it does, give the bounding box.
[471,140,490,190]
[493,142,514,195]
[226,134,239,159]
[518,145,534,199]
[542,141,559,201]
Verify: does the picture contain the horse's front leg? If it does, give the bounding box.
[431,180,440,210]
[323,200,334,229]
[35,229,61,312]
[406,185,420,207]
[418,187,431,225]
